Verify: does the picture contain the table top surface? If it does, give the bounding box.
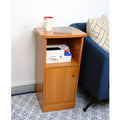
[35,27,87,38]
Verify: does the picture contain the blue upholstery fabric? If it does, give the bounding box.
[70,23,87,32]
[70,23,109,100]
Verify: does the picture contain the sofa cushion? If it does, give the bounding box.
[87,15,109,52]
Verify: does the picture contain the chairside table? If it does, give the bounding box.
[35,27,87,112]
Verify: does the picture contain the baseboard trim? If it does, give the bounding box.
[11,84,36,95]
[11,91,36,96]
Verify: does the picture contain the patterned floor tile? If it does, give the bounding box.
[11,87,109,120]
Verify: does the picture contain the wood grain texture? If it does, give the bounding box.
[67,37,82,64]
[72,37,85,106]
[47,38,68,45]
[35,27,87,112]
[45,59,79,68]
[35,27,87,38]
[36,32,46,109]
[45,67,78,104]
[43,101,74,112]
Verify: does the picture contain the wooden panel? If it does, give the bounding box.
[35,27,87,38]
[43,101,74,112]
[36,32,47,109]
[45,59,79,68]
[45,67,78,104]
[78,37,84,65]
[68,37,84,106]
[47,38,67,45]
[68,37,84,64]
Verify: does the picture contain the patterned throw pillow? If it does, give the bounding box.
[87,15,109,52]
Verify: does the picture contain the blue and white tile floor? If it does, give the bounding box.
[11,86,109,120]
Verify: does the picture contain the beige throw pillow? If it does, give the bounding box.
[87,15,109,52]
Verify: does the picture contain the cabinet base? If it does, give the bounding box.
[42,101,75,112]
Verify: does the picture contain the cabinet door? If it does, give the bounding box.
[45,67,78,104]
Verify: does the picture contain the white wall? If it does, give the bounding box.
[12,0,109,87]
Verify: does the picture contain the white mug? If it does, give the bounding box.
[42,16,53,31]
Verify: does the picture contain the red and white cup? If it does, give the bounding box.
[42,16,53,31]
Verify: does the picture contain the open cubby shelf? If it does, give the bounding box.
[46,37,83,68]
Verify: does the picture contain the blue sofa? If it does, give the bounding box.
[70,23,109,110]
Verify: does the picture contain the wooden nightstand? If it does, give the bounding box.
[35,27,87,112]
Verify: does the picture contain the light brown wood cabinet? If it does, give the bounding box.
[45,67,78,104]
[35,27,87,112]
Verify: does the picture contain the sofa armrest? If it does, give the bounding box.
[80,36,109,99]
[70,23,87,32]
[70,23,109,99]
[85,36,109,58]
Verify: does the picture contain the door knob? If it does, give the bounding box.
[72,74,75,78]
